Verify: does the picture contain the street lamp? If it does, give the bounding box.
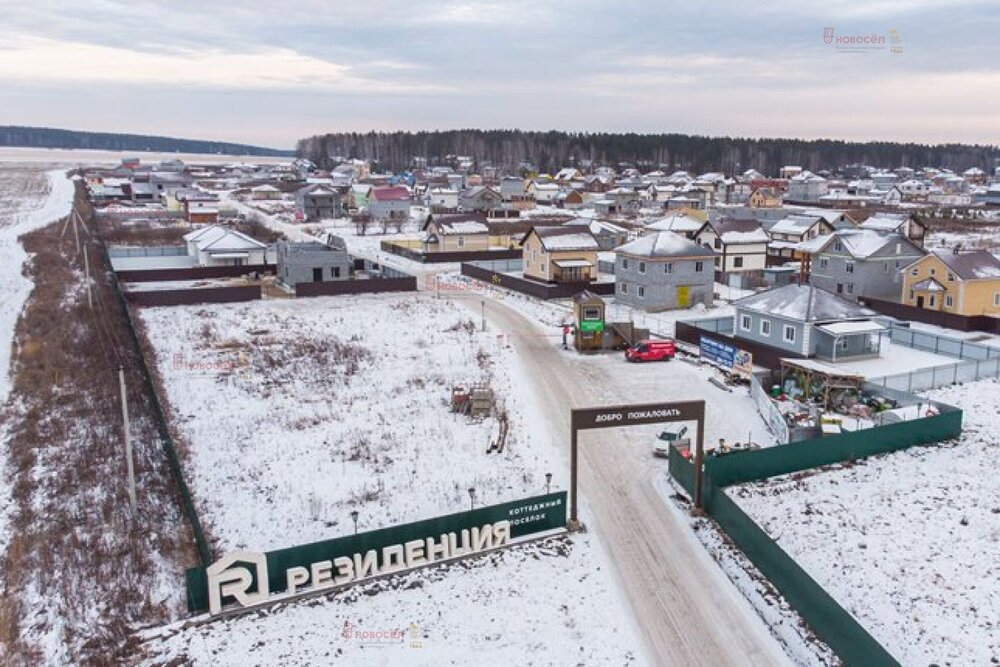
[468,487,476,511]
[350,510,359,535]
[545,472,552,494]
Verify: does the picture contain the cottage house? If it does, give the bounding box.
[785,171,829,202]
[766,214,836,263]
[695,219,769,274]
[459,185,502,213]
[857,213,926,246]
[644,212,705,240]
[183,225,268,267]
[368,186,412,222]
[527,181,561,204]
[614,232,715,311]
[295,184,342,221]
[421,214,491,252]
[748,187,782,208]
[276,236,353,286]
[499,178,534,211]
[251,184,283,201]
[800,230,925,302]
[556,189,586,210]
[521,226,600,283]
[901,249,1000,315]
[427,187,460,212]
[733,284,886,362]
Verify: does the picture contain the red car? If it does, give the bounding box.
[625,339,676,362]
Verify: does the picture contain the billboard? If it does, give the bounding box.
[186,491,567,615]
[699,335,752,376]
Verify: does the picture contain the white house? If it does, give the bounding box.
[183,225,268,267]
[695,219,769,274]
[528,180,561,204]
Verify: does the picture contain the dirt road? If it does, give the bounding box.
[473,294,793,667]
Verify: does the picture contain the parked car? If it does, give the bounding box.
[625,339,676,362]
[653,426,690,458]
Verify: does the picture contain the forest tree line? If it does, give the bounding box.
[297,129,999,176]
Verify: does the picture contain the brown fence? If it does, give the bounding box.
[124,285,261,307]
[115,264,273,282]
[859,296,1000,334]
[295,277,417,297]
[381,241,522,264]
[675,320,804,369]
[461,262,615,300]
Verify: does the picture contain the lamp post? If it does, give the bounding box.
[350,510,359,535]
[545,472,552,494]
[468,487,476,511]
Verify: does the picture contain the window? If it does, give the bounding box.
[930,268,936,276]
[665,262,673,274]
[836,283,843,294]
[845,261,854,274]
[835,241,843,252]
[583,306,601,321]
[734,256,744,268]
[783,325,796,343]
[994,292,1000,307]
[929,295,936,307]
[838,338,849,351]
[947,273,955,282]
[760,319,771,336]
[895,260,901,268]
[847,283,854,294]
[895,243,902,254]
[909,289,915,301]
[457,236,465,247]
[911,268,919,276]
[622,258,629,269]
[883,262,890,273]
[638,261,646,274]
[638,286,645,298]
[740,314,752,331]
[331,266,341,278]
[714,238,722,249]
[695,261,704,272]
[819,257,828,269]
[619,282,628,294]
[945,295,954,308]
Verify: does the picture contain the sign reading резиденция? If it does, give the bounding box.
[186,491,568,615]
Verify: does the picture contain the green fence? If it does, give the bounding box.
[667,400,964,667]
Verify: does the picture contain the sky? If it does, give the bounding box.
[1,0,998,149]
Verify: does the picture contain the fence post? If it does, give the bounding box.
[907,372,913,393]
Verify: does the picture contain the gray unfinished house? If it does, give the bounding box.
[295,184,342,221]
[276,235,353,286]
[614,231,716,311]
[733,284,886,362]
[799,229,925,302]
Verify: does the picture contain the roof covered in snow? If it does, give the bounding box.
[645,213,704,233]
[733,284,877,323]
[615,231,715,259]
[183,225,267,251]
[527,226,600,252]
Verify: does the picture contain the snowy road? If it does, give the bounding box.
[472,294,793,667]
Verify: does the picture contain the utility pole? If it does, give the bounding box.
[481,300,486,332]
[72,209,81,256]
[119,366,138,516]
[82,243,93,310]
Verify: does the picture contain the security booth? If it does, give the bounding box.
[572,290,606,351]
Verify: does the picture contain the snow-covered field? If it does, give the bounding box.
[0,166,74,554]
[730,378,999,666]
[139,293,564,551]
[137,292,646,664]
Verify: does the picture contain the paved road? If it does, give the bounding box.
[472,294,794,667]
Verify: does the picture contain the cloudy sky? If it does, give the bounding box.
[2,0,997,148]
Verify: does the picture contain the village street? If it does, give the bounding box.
[458,292,793,667]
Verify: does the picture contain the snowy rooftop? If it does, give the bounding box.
[768,214,821,236]
[931,249,1000,280]
[733,284,877,322]
[644,213,703,233]
[530,226,600,252]
[615,231,715,259]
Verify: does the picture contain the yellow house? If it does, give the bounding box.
[522,226,600,283]
[901,249,1000,315]
[748,187,781,208]
[422,216,491,252]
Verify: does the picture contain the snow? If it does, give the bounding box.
[136,292,647,665]
[816,320,886,335]
[615,230,710,258]
[734,284,875,322]
[730,378,1000,667]
[720,229,769,244]
[539,232,599,251]
[831,339,958,378]
[138,533,644,666]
